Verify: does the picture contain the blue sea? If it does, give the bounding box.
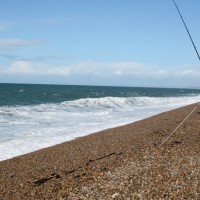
[0,83,200,161]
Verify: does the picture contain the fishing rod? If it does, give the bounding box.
[172,0,200,61]
[159,1,200,147]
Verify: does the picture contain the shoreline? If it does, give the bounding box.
[1,103,200,199]
[0,103,193,162]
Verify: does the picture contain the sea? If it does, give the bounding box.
[0,83,200,161]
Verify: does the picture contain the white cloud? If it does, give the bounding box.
[109,62,145,69]
[3,61,71,76]
[146,70,169,78]
[1,60,151,78]
[114,70,123,75]
[8,61,35,74]
[47,67,71,76]
[70,60,149,76]
[0,39,46,49]
[175,70,200,78]
[0,60,200,85]
[0,60,172,79]
[68,60,172,80]
[68,61,200,85]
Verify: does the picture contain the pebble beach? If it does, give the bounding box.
[0,103,200,199]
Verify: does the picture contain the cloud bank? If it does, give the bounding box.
[1,60,200,78]
[1,61,71,76]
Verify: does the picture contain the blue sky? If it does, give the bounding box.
[0,0,200,88]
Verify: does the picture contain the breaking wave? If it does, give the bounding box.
[0,95,200,161]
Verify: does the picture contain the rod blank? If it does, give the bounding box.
[172,0,200,61]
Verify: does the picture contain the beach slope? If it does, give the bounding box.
[0,103,200,199]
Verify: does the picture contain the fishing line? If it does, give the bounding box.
[159,1,200,147]
[159,103,200,147]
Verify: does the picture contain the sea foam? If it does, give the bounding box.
[0,95,200,161]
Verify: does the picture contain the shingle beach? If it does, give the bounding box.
[0,103,200,199]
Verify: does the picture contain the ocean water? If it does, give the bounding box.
[0,83,200,161]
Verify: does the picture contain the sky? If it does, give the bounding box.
[0,0,200,88]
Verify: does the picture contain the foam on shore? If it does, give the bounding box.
[1,95,199,161]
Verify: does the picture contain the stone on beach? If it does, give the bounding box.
[0,103,200,199]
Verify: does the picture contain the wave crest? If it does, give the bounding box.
[60,95,200,111]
